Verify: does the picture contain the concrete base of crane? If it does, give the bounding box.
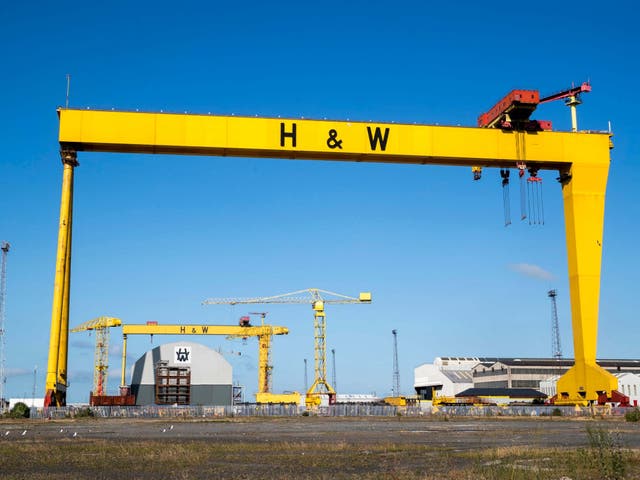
[554,362,619,406]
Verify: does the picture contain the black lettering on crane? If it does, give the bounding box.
[201,326,209,334]
[180,326,186,334]
[367,126,390,151]
[280,122,297,147]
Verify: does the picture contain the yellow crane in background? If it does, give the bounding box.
[70,316,122,396]
[120,322,299,404]
[203,288,371,406]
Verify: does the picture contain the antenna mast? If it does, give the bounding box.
[0,242,9,410]
[548,289,563,359]
[331,348,337,393]
[392,329,400,396]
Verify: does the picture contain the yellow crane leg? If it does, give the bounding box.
[121,334,128,392]
[257,333,272,395]
[57,165,73,394]
[44,150,78,407]
[556,161,618,405]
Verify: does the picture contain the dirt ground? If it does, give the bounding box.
[1,416,639,479]
[2,416,639,447]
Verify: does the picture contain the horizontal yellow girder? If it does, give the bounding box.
[58,109,610,169]
[122,324,288,336]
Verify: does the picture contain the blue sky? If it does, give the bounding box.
[1,1,638,403]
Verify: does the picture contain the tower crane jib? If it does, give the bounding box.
[203,288,371,406]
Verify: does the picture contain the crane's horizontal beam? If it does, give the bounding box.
[203,289,372,305]
[70,316,122,333]
[121,324,288,336]
[58,109,611,169]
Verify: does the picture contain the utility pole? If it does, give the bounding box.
[392,329,400,397]
[548,290,563,359]
[32,365,37,408]
[303,358,308,392]
[331,348,337,393]
[0,242,9,411]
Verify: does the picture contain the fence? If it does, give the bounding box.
[28,403,635,419]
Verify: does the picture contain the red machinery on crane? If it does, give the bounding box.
[478,81,591,131]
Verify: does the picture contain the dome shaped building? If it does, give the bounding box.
[129,341,232,406]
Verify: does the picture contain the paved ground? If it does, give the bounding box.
[2,416,640,449]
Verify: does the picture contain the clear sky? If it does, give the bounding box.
[1,1,638,403]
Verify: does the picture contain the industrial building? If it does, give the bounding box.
[415,357,640,403]
[129,341,232,406]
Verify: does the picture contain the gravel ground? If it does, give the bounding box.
[2,416,639,448]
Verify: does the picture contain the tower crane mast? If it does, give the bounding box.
[203,288,371,406]
[70,316,122,397]
[392,329,400,397]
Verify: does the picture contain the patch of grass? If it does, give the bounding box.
[625,408,640,422]
[580,426,627,480]
[4,402,30,418]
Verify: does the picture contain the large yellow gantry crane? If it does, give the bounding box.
[119,322,297,404]
[70,316,122,397]
[47,103,615,406]
[203,288,372,406]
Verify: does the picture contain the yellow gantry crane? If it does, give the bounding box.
[120,322,298,404]
[70,316,122,397]
[47,103,616,406]
[203,288,371,406]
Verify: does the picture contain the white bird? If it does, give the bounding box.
[162,428,166,433]
[21,430,27,436]
[73,432,77,438]
[4,431,9,436]
[170,425,174,431]
[59,428,64,433]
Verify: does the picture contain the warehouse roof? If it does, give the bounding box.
[456,387,547,398]
[472,358,640,369]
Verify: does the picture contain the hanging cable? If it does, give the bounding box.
[517,161,527,220]
[527,167,544,225]
[500,169,511,226]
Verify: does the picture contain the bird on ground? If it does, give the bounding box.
[21,430,27,436]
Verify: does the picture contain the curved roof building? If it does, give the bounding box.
[130,341,232,406]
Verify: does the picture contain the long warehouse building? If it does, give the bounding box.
[415,357,640,403]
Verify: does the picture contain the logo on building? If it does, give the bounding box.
[175,346,191,364]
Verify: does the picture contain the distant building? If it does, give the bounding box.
[414,357,494,400]
[336,394,381,404]
[415,357,640,401]
[129,341,232,406]
[9,398,44,409]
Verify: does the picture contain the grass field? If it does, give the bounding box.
[1,417,639,479]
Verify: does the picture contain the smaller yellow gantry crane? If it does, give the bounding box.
[203,288,371,406]
[70,316,122,396]
[120,321,298,404]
